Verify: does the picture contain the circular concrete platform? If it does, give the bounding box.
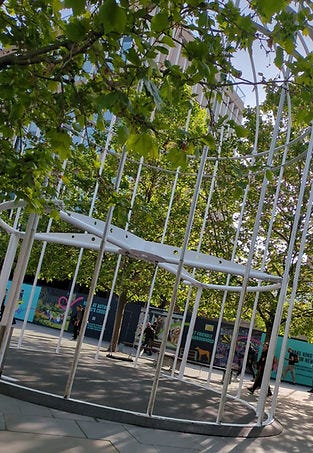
[0,341,283,438]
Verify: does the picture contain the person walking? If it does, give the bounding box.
[247,342,272,396]
[246,344,257,379]
[72,304,85,340]
[235,348,244,378]
[236,344,257,379]
[282,347,299,385]
[142,322,155,356]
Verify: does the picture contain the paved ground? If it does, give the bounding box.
[0,323,312,452]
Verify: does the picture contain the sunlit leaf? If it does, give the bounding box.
[46,130,72,159]
[254,0,288,22]
[160,35,175,47]
[115,123,130,146]
[126,132,158,158]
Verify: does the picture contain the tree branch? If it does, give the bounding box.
[0,31,103,70]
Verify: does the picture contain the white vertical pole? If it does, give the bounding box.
[0,213,39,373]
[172,285,192,378]
[64,150,127,398]
[178,287,202,376]
[237,71,292,397]
[256,124,313,423]
[0,207,22,306]
[133,167,181,367]
[175,94,229,380]
[18,160,68,348]
[269,173,313,420]
[94,156,144,359]
[56,115,116,352]
[147,146,208,416]
[216,81,288,424]
[208,46,262,386]
[133,267,159,365]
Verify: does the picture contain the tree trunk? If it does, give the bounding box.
[109,290,128,352]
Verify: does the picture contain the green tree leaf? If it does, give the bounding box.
[160,35,175,48]
[97,0,127,34]
[65,19,89,41]
[265,169,273,182]
[254,0,288,22]
[274,46,284,69]
[143,79,163,110]
[46,130,72,159]
[115,123,130,146]
[95,91,129,113]
[151,11,169,32]
[126,132,158,158]
[64,0,86,16]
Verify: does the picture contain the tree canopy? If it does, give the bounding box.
[1,0,313,208]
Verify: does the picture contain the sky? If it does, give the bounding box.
[233,44,282,107]
[231,0,313,108]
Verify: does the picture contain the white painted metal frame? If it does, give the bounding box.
[1,0,313,431]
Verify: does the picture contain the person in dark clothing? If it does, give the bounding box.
[152,316,163,339]
[246,345,257,379]
[0,289,8,322]
[72,304,85,340]
[248,342,272,396]
[235,349,244,377]
[236,344,257,379]
[142,322,155,356]
[282,348,298,384]
[0,299,5,321]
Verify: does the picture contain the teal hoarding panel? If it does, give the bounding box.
[261,333,313,387]
[6,281,41,322]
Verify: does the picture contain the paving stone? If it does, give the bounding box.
[4,414,85,438]
[0,432,117,453]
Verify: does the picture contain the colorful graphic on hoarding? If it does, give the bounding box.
[135,309,264,371]
[6,281,41,322]
[32,285,113,338]
[189,320,217,364]
[136,307,183,350]
[214,325,263,369]
[33,286,73,329]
